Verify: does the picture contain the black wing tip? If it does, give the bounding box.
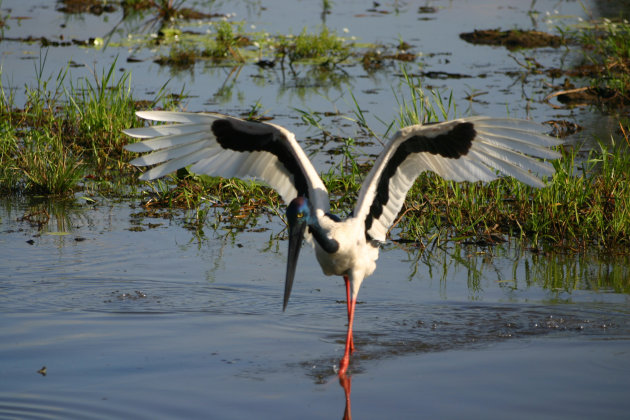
[210,118,232,137]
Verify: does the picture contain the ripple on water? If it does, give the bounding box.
[0,392,152,420]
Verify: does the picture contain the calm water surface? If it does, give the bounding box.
[1,198,629,419]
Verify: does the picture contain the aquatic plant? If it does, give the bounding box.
[205,20,247,60]
[276,26,350,67]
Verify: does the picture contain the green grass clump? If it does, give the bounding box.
[0,59,84,195]
[18,130,83,195]
[0,122,22,193]
[387,73,630,251]
[0,54,169,196]
[155,21,250,65]
[63,58,139,166]
[277,26,349,66]
[0,123,84,196]
[204,20,247,60]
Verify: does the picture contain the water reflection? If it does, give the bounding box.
[155,59,354,111]
[6,196,629,302]
[524,251,630,294]
[398,240,630,296]
[3,196,91,236]
[339,374,352,420]
[327,294,630,419]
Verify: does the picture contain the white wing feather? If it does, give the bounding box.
[124,111,330,212]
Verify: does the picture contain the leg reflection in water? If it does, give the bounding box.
[339,373,352,420]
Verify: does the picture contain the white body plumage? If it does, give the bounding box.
[311,212,379,300]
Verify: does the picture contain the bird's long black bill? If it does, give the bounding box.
[283,221,307,311]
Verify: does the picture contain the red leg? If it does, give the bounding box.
[339,275,356,376]
[339,297,356,376]
[343,275,355,353]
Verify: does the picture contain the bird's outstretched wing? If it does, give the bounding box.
[353,117,562,242]
[123,111,330,212]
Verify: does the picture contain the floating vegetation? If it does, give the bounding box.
[154,43,201,67]
[503,18,630,110]
[362,47,417,71]
[57,0,117,15]
[202,20,249,61]
[459,29,563,50]
[153,24,353,68]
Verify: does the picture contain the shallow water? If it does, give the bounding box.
[1,198,629,419]
[2,0,630,418]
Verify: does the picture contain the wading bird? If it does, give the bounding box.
[124,111,560,376]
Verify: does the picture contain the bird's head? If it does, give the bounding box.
[284,196,311,311]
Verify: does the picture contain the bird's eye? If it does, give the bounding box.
[297,212,304,218]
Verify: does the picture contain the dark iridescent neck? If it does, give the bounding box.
[308,217,339,254]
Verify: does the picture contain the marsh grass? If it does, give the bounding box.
[63,58,140,164]
[133,170,279,234]
[204,20,247,60]
[155,23,350,68]
[317,71,630,252]
[0,54,169,195]
[19,130,83,195]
